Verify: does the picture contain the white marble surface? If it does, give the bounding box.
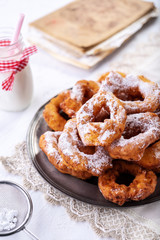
[0,0,159,239]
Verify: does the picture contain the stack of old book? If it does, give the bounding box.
[29,0,157,69]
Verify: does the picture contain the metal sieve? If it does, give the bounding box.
[0,181,39,239]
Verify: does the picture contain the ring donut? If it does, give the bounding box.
[98,160,157,206]
[135,140,160,170]
[39,131,92,179]
[58,118,112,176]
[98,71,160,114]
[77,90,126,147]
[60,80,99,118]
[43,91,70,131]
[107,112,160,161]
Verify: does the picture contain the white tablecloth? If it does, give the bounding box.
[0,0,160,239]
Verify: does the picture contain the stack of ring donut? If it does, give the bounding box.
[39,131,92,179]
[98,160,157,206]
[40,71,160,206]
[76,90,127,147]
[43,90,70,131]
[58,118,112,176]
[60,80,99,118]
[98,71,160,114]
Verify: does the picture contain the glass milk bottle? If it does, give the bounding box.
[0,28,33,111]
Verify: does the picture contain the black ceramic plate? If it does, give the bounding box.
[26,97,160,207]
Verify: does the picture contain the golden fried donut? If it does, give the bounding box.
[135,140,160,170]
[107,112,160,161]
[58,118,112,176]
[60,80,99,118]
[43,91,70,131]
[98,71,125,84]
[98,71,160,114]
[39,131,92,179]
[98,160,157,206]
[76,90,126,147]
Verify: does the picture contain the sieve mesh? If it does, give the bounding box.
[0,181,33,236]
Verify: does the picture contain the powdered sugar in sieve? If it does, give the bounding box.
[0,181,39,239]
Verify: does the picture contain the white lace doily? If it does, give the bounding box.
[0,141,159,240]
[0,32,160,240]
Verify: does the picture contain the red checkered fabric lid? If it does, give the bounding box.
[0,40,37,91]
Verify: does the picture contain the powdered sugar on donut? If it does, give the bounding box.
[102,71,158,96]
[44,131,62,163]
[58,119,112,176]
[70,80,99,102]
[77,90,126,146]
[107,113,160,161]
[100,71,160,113]
[70,83,84,102]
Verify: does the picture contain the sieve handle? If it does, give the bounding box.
[23,227,39,240]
